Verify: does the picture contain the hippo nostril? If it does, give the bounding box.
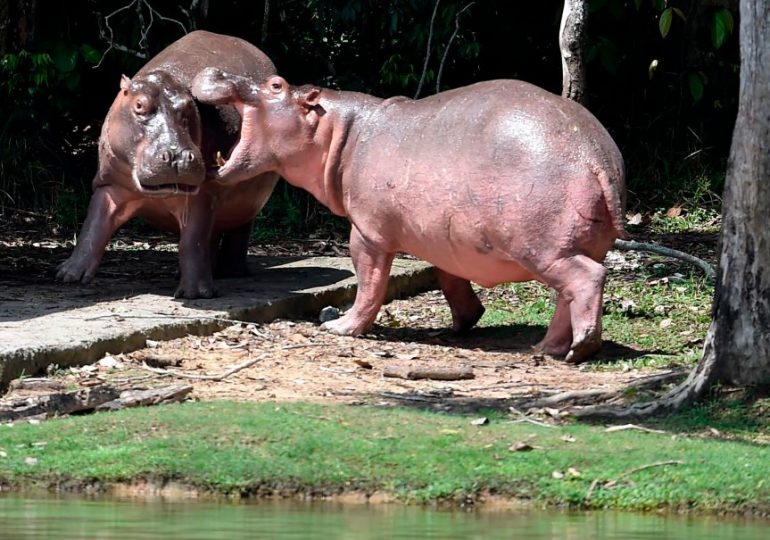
[181,149,196,163]
[159,150,173,163]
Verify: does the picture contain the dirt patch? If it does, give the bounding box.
[1,210,708,413]
[4,287,667,415]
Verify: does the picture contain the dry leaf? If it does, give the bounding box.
[665,205,682,218]
[561,435,576,443]
[470,417,489,426]
[552,470,564,479]
[626,212,643,225]
[567,467,582,478]
[25,457,38,466]
[660,318,673,329]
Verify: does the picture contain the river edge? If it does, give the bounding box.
[3,480,770,520]
[1,401,768,518]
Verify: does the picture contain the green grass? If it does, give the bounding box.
[1,401,768,513]
[478,271,712,371]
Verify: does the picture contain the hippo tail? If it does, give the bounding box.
[595,166,629,240]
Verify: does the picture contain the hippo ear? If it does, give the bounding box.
[120,74,131,94]
[298,87,323,115]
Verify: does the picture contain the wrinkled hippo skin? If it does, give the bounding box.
[192,69,627,362]
[56,31,279,298]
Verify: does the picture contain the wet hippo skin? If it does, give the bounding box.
[57,31,279,298]
[192,69,628,362]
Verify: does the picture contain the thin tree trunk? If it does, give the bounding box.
[559,0,588,104]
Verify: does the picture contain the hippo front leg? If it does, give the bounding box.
[56,187,136,283]
[175,194,216,299]
[213,220,253,278]
[322,227,395,336]
[436,269,485,333]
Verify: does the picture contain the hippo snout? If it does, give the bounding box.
[136,144,206,193]
[158,148,198,168]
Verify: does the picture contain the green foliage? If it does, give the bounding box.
[711,8,735,50]
[0,41,99,210]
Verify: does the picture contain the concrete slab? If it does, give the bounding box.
[0,256,436,389]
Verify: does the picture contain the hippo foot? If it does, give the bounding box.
[532,340,570,359]
[56,258,97,284]
[174,281,217,299]
[320,314,369,336]
[450,304,485,334]
[564,338,602,365]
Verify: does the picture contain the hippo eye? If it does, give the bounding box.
[270,82,282,92]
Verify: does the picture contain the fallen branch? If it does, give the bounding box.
[587,460,683,500]
[604,423,667,434]
[0,386,119,422]
[383,366,475,381]
[96,384,192,411]
[141,354,266,381]
[508,407,557,428]
[614,239,715,281]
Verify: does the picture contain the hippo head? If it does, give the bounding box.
[102,71,206,195]
[191,67,321,185]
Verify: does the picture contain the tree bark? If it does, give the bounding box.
[559,0,588,104]
[710,0,770,385]
[576,0,770,419]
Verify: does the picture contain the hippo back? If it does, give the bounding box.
[139,30,276,86]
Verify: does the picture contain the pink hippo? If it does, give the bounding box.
[191,69,628,363]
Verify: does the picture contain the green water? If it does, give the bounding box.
[0,496,767,539]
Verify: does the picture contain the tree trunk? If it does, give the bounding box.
[709,0,770,385]
[559,0,588,104]
[0,0,38,55]
[575,0,770,419]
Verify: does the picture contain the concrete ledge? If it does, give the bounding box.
[0,256,436,390]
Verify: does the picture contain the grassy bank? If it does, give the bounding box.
[1,401,768,514]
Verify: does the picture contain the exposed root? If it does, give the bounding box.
[614,239,716,282]
[573,325,719,420]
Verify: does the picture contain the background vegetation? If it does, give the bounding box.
[0,0,739,236]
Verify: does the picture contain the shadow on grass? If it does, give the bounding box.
[651,386,770,439]
[369,322,659,363]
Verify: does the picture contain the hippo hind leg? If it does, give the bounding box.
[535,254,606,363]
[436,269,485,333]
[213,220,253,278]
[534,293,572,357]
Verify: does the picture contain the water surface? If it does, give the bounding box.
[0,496,767,539]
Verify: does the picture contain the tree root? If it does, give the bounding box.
[614,239,716,282]
[516,369,687,410]
[573,326,719,420]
